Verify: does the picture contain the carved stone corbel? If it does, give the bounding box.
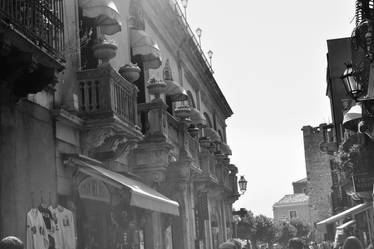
[80,127,116,154]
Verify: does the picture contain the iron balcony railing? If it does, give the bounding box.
[168,0,214,74]
[0,0,64,59]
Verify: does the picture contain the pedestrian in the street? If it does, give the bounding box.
[288,238,304,249]
[342,236,363,249]
[0,236,24,249]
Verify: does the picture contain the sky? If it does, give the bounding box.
[180,0,356,217]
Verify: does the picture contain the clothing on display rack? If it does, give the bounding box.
[52,205,76,249]
[26,208,49,249]
[39,204,56,249]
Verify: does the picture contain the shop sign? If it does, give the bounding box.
[78,177,110,202]
[352,173,374,192]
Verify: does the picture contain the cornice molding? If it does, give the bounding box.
[141,0,233,119]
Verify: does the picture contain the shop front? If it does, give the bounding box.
[316,203,374,247]
[58,154,179,249]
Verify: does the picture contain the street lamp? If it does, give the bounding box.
[181,0,188,20]
[196,27,202,46]
[207,50,213,66]
[238,176,247,195]
[341,63,365,101]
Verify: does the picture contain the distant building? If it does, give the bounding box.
[273,192,310,225]
[292,178,308,194]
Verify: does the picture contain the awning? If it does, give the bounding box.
[65,155,179,216]
[336,220,356,230]
[165,80,188,102]
[190,108,207,127]
[130,29,162,69]
[343,103,362,131]
[221,143,232,155]
[316,203,371,229]
[79,0,122,35]
[205,127,221,143]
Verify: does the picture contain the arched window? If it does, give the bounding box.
[203,112,212,128]
[129,0,145,30]
[187,90,196,108]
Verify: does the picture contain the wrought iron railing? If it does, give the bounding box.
[77,65,138,126]
[0,0,64,59]
[168,0,213,74]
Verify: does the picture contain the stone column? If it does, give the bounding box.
[168,157,195,249]
[144,212,163,249]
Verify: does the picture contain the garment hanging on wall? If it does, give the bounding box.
[26,208,49,249]
[39,205,56,249]
[53,205,76,249]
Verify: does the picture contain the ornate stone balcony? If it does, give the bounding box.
[77,65,143,156]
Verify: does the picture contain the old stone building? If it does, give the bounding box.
[273,191,311,225]
[302,124,334,241]
[0,1,240,249]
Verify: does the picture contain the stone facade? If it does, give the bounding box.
[292,178,307,194]
[0,1,240,249]
[273,193,311,225]
[302,125,334,241]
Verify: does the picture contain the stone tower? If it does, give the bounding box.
[302,124,334,241]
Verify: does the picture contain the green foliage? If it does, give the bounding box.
[275,222,297,246]
[237,209,256,240]
[236,210,275,245]
[289,219,310,238]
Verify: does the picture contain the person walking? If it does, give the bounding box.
[288,238,304,249]
[342,236,363,249]
[0,236,24,249]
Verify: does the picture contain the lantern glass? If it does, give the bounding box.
[196,28,202,37]
[341,64,364,100]
[208,50,213,59]
[238,176,247,194]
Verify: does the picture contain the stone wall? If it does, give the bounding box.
[0,101,56,239]
[302,125,333,241]
[273,202,311,225]
[292,180,307,194]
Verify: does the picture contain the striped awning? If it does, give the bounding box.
[130,29,162,69]
[64,154,179,216]
[79,0,122,35]
[165,80,188,102]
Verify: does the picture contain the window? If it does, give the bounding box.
[289,210,297,219]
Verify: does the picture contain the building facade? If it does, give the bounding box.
[273,193,311,225]
[0,1,240,249]
[302,125,334,241]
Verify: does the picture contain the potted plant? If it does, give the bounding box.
[147,78,167,99]
[199,136,211,148]
[119,63,141,83]
[187,126,199,138]
[174,105,191,119]
[92,38,118,65]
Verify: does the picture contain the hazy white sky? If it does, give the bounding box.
[182,0,355,217]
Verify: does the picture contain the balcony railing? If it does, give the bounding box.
[187,133,199,164]
[168,0,213,74]
[0,0,64,59]
[77,65,138,126]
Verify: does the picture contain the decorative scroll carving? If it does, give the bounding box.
[81,127,116,152]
